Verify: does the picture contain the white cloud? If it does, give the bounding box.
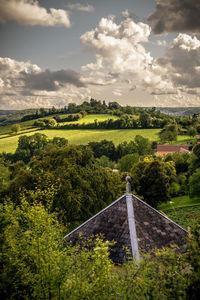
[81,14,153,78]
[81,55,103,71]
[0,0,71,27]
[80,13,172,95]
[79,13,200,106]
[66,3,94,12]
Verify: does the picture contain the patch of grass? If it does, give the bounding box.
[172,136,196,145]
[159,195,200,210]
[0,130,43,153]
[161,205,200,229]
[60,114,119,125]
[0,120,36,136]
[34,128,161,145]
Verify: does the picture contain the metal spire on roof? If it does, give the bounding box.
[125,174,140,262]
[126,174,131,194]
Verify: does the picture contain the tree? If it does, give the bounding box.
[10,123,21,134]
[187,126,197,137]
[189,168,200,198]
[117,153,139,172]
[193,143,200,159]
[88,140,115,160]
[3,145,123,225]
[46,118,57,128]
[0,158,10,192]
[97,155,115,169]
[14,133,49,163]
[135,135,153,156]
[189,144,200,173]
[51,137,68,147]
[115,141,137,159]
[131,160,173,207]
[159,123,178,143]
[139,111,151,128]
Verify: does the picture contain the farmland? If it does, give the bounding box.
[0,128,162,153]
[0,115,194,154]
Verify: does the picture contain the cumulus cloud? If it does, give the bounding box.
[79,12,200,106]
[81,14,153,78]
[80,13,172,94]
[0,57,91,109]
[148,0,200,34]
[66,3,94,12]
[0,0,71,27]
[157,34,200,89]
[22,69,86,91]
[81,55,103,71]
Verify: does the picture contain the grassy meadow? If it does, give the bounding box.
[61,113,119,125]
[0,128,161,153]
[0,113,194,153]
[159,195,200,210]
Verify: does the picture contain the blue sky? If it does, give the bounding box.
[0,0,200,109]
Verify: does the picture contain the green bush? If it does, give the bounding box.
[1,190,200,299]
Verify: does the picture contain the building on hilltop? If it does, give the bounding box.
[65,176,187,264]
[156,144,190,157]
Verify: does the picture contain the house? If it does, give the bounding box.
[65,176,187,264]
[156,145,190,157]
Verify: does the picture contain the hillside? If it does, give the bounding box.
[155,107,200,116]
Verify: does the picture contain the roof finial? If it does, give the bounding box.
[126,174,131,194]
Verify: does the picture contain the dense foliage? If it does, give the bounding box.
[0,194,200,299]
[1,142,123,226]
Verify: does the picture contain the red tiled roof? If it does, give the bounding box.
[157,145,189,152]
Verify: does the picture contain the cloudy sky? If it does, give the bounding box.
[0,0,200,109]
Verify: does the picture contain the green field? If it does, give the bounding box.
[0,128,161,153]
[0,120,36,136]
[159,195,200,210]
[0,114,118,137]
[61,114,119,125]
[0,113,194,153]
[0,128,194,154]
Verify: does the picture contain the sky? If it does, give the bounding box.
[0,0,200,109]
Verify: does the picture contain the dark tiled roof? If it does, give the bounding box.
[65,193,187,264]
[65,195,132,263]
[132,195,187,254]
